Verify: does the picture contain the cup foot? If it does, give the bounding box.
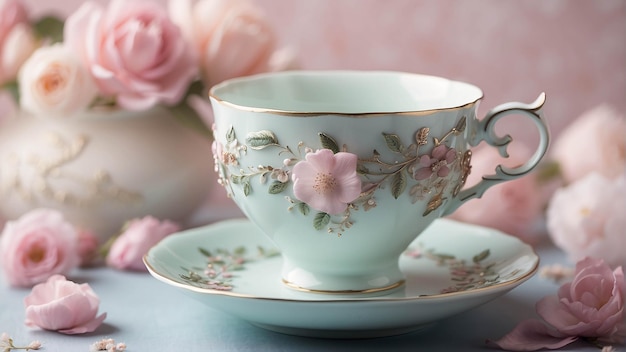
[282,278,405,295]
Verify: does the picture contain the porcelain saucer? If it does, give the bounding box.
[144,218,538,338]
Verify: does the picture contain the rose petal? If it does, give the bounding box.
[58,312,107,335]
[487,319,578,351]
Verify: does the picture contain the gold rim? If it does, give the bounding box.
[208,70,484,118]
[143,253,539,303]
[281,279,405,295]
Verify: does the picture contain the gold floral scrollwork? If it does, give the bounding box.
[1,132,142,206]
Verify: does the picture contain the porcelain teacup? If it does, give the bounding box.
[209,70,549,294]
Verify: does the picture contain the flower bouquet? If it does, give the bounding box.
[0,0,293,240]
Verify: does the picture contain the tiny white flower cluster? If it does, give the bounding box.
[0,333,41,351]
[89,338,126,352]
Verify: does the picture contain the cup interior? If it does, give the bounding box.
[210,71,483,114]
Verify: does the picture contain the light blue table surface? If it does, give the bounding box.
[0,222,603,352]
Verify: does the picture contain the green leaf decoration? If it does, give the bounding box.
[231,175,242,184]
[198,247,212,257]
[243,180,251,196]
[298,202,310,216]
[473,249,490,263]
[246,130,279,150]
[33,16,64,43]
[454,117,467,133]
[357,164,370,175]
[313,212,330,230]
[226,126,236,143]
[391,171,407,199]
[268,181,289,194]
[318,132,340,154]
[382,133,404,153]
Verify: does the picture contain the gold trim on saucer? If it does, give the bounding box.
[281,279,405,295]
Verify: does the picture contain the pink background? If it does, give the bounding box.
[8,0,626,147]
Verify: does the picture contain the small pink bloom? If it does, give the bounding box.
[64,0,197,110]
[0,209,80,288]
[489,258,625,350]
[551,104,625,184]
[547,172,626,269]
[413,144,457,180]
[24,275,106,334]
[291,149,362,215]
[106,216,180,271]
[168,0,287,87]
[448,143,544,243]
[537,258,625,343]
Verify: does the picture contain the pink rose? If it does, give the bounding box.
[448,143,543,243]
[64,0,197,110]
[0,209,80,288]
[0,0,32,85]
[106,216,180,271]
[24,275,106,334]
[168,0,286,87]
[547,172,626,269]
[551,104,625,184]
[291,149,362,215]
[490,257,625,350]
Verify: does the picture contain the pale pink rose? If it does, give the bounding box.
[489,257,625,350]
[168,0,281,87]
[24,275,106,334]
[106,216,180,271]
[18,44,98,116]
[448,143,543,243]
[0,209,80,288]
[0,0,29,85]
[64,0,197,110]
[292,149,362,215]
[547,172,626,269]
[551,104,625,184]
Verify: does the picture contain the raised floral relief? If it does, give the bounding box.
[0,133,142,206]
[212,118,470,235]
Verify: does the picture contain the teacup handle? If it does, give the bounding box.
[443,92,549,215]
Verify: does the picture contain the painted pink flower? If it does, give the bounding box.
[291,149,362,215]
[64,0,197,110]
[0,0,33,85]
[24,275,106,334]
[551,104,625,184]
[106,216,180,271]
[448,143,544,243]
[413,144,457,180]
[490,257,625,350]
[168,0,292,87]
[0,209,80,288]
[547,172,626,269]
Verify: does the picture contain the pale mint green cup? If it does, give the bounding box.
[209,71,549,295]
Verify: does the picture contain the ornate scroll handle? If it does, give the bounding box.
[443,93,550,216]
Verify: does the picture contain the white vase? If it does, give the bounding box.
[0,107,215,241]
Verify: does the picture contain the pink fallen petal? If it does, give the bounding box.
[487,319,578,351]
[58,312,107,334]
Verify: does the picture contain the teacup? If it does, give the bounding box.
[209,71,549,294]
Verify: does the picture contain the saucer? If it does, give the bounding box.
[144,218,538,338]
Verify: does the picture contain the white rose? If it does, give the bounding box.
[1,23,38,83]
[18,44,98,117]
